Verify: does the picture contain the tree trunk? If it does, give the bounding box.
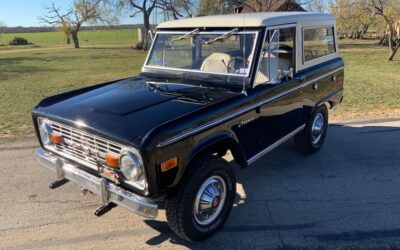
[388,43,400,61]
[387,24,396,60]
[71,31,80,49]
[143,11,150,51]
[360,25,369,40]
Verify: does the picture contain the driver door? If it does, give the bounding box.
[251,25,304,158]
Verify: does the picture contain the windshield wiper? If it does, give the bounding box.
[205,28,239,45]
[170,28,199,42]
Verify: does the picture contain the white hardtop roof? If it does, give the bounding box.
[157,12,335,29]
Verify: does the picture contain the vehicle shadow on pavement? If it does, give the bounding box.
[143,124,400,248]
[143,220,197,247]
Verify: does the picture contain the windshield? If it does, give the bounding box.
[145,31,259,78]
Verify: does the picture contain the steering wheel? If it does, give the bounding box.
[227,57,249,74]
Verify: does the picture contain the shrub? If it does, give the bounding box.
[135,42,144,50]
[9,37,29,46]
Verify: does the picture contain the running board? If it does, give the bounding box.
[247,125,305,165]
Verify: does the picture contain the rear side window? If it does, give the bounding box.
[303,27,335,62]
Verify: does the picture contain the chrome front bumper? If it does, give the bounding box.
[36,148,158,219]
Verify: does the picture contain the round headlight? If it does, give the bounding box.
[39,119,53,145]
[120,150,144,183]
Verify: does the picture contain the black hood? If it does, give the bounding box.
[33,77,238,147]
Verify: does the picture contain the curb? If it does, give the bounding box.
[331,117,400,125]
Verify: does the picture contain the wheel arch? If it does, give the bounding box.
[165,131,246,198]
[183,131,247,169]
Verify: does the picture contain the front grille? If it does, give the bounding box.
[48,120,123,169]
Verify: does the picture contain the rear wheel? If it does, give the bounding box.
[295,105,328,155]
[165,156,236,241]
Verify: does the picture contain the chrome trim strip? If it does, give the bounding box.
[146,81,209,88]
[143,30,259,78]
[157,66,344,148]
[247,124,305,165]
[36,148,158,219]
[252,27,268,87]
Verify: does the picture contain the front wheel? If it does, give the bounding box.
[165,156,236,241]
[294,105,329,155]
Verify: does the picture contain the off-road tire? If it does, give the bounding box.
[294,105,329,155]
[165,156,236,241]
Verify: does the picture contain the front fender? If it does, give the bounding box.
[183,130,246,169]
[161,130,246,197]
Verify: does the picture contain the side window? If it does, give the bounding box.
[255,27,296,86]
[303,27,335,62]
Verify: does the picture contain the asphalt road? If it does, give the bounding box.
[1,119,400,250]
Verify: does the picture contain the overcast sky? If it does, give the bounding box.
[0,0,139,27]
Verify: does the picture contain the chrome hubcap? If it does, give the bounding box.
[194,175,227,226]
[311,113,325,144]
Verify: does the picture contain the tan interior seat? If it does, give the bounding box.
[200,53,232,73]
[255,57,270,86]
[255,54,293,86]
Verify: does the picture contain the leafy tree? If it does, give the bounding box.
[39,0,116,48]
[331,0,400,60]
[331,0,375,39]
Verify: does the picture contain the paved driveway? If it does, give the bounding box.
[1,120,400,249]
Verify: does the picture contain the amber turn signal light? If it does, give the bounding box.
[105,154,119,168]
[50,133,63,144]
[161,157,178,172]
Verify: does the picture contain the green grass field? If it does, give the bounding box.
[331,40,400,120]
[0,29,139,46]
[0,31,399,141]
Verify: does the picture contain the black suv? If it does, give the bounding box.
[33,12,344,241]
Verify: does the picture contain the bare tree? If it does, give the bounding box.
[302,0,327,12]
[119,0,158,49]
[39,0,116,48]
[370,0,400,60]
[159,0,197,20]
[57,21,72,44]
[198,0,314,15]
[199,0,232,16]
[227,0,311,12]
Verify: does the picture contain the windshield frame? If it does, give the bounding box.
[143,30,260,78]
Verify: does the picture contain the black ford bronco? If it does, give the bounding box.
[33,12,344,241]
